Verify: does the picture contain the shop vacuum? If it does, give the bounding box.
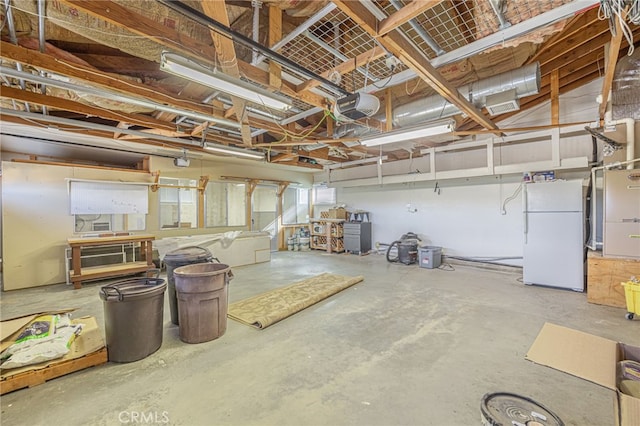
[386,232,421,265]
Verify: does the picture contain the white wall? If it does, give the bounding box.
[1,156,312,290]
[338,176,527,265]
[326,79,637,266]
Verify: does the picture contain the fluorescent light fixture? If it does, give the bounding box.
[204,143,264,160]
[161,52,292,111]
[360,121,454,147]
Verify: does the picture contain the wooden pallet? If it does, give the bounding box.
[0,348,108,395]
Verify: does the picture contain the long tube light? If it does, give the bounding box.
[160,52,292,111]
[361,121,454,147]
[204,143,264,160]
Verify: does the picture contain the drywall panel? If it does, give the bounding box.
[1,156,313,288]
[338,176,527,266]
[2,163,72,289]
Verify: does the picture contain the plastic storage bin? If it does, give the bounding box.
[418,246,442,269]
[173,262,233,344]
[164,246,215,325]
[622,280,640,320]
[100,276,166,362]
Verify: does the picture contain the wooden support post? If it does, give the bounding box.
[150,171,160,192]
[246,180,258,229]
[276,182,289,250]
[197,175,210,228]
[385,88,393,131]
[551,69,560,125]
[269,5,282,89]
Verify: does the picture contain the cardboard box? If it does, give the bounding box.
[527,323,640,425]
[328,207,347,219]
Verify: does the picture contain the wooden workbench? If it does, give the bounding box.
[67,234,155,289]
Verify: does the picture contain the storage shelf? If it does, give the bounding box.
[309,219,344,254]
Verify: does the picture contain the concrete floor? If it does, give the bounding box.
[1,251,638,426]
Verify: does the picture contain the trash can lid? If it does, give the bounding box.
[164,246,213,263]
[100,278,167,302]
[173,262,230,277]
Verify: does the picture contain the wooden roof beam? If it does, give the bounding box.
[0,86,175,131]
[333,0,497,131]
[599,10,627,119]
[378,1,441,36]
[201,0,252,146]
[59,0,328,111]
[296,46,386,93]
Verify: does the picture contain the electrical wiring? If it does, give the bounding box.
[405,77,422,96]
[598,0,638,55]
[501,182,523,215]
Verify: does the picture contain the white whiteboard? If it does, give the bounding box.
[69,181,149,214]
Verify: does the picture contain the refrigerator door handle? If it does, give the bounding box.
[523,186,528,243]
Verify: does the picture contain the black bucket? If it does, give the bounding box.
[164,246,216,325]
[100,275,166,363]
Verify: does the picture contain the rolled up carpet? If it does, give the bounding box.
[228,273,364,329]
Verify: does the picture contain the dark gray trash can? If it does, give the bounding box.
[164,246,215,325]
[174,263,232,344]
[100,276,166,363]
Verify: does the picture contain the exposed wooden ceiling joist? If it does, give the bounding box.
[201,0,252,145]
[377,1,441,36]
[332,0,498,131]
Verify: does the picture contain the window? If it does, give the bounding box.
[313,185,336,205]
[74,213,146,233]
[205,182,246,227]
[283,187,310,225]
[159,178,198,229]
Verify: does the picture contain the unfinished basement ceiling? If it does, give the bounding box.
[0,0,638,169]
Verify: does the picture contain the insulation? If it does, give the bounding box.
[612,49,640,120]
[474,0,570,50]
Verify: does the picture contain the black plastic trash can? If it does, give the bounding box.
[164,246,215,325]
[100,276,166,363]
[174,263,233,344]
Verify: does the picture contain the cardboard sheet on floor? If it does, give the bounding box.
[526,322,640,426]
[1,311,105,378]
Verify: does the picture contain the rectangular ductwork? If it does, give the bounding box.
[485,89,520,116]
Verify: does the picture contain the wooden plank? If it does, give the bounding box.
[67,234,155,246]
[201,0,252,146]
[0,86,175,131]
[587,252,640,308]
[599,10,627,119]
[10,159,150,173]
[331,1,498,131]
[60,0,328,111]
[269,5,282,89]
[0,348,108,395]
[378,1,440,36]
[70,261,151,277]
[296,46,386,93]
[551,69,559,125]
[529,15,608,67]
[0,42,227,121]
[385,88,393,131]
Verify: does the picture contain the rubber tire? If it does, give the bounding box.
[626,313,635,320]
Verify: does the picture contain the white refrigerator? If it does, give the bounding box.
[523,180,585,292]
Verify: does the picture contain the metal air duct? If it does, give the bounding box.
[393,62,541,128]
